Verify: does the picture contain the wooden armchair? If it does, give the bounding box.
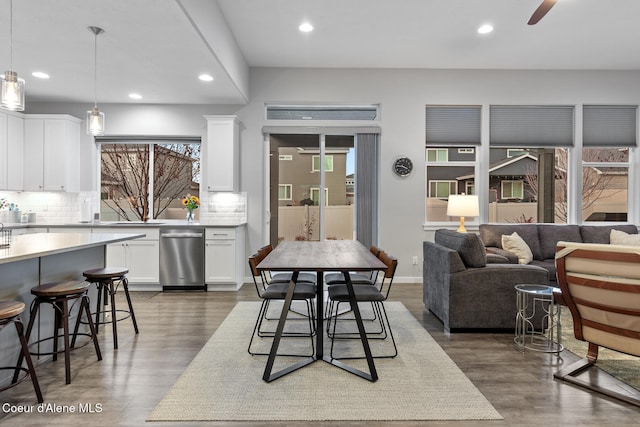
[554,241,640,407]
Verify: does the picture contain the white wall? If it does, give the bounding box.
[25,68,640,282]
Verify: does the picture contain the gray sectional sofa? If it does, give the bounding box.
[479,223,638,284]
[423,229,549,331]
[423,223,638,331]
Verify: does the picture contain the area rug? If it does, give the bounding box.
[560,309,640,391]
[148,301,502,422]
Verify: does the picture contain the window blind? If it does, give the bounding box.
[490,105,574,147]
[583,105,637,147]
[425,105,481,146]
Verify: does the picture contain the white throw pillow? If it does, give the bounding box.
[610,229,640,246]
[501,232,533,264]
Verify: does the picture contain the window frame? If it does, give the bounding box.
[312,155,334,172]
[278,184,293,201]
[501,180,524,199]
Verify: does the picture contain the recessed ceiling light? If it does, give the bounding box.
[128,93,142,100]
[32,71,50,79]
[478,24,494,34]
[199,74,214,82]
[299,22,313,32]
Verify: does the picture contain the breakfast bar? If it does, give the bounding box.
[0,232,144,387]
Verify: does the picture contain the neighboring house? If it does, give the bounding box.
[277,146,349,206]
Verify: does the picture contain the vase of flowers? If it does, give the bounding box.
[182,194,200,223]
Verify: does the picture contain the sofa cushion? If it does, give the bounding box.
[434,229,487,268]
[501,232,533,264]
[479,224,542,260]
[530,259,557,283]
[538,224,582,260]
[610,229,640,246]
[580,224,638,244]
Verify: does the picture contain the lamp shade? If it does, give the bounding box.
[0,70,25,112]
[87,106,105,136]
[447,194,479,217]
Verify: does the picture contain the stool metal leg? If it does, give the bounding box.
[108,280,119,349]
[12,301,39,384]
[82,295,102,362]
[122,277,139,334]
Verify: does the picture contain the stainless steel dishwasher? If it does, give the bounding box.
[160,228,205,290]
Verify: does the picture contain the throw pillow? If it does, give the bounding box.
[501,232,533,264]
[610,229,640,246]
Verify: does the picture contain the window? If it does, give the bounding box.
[507,149,529,157]
[279,184,292,200]
[425,105,480,223]
[310,187,329,206]
[279,154,293,161]
[501,180,524,199]
[465,182,475,195]
[426,149,448,162]
[428,181,457,198]
[312,155,333,172]
[581,147,629,221]
[99,140,200,222]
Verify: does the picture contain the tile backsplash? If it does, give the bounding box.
[0,191,96,224]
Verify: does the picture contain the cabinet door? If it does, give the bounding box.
[205,115,239,192]
[106,243,128,268]
[126,240,160,283]
[23,119,45,191]
[43,119,67,191]
[6,114,24,191]
[205,239,236,283]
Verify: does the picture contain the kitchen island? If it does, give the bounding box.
[2,221,247,291]
[0,232,143,386]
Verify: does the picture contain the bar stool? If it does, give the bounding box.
[18,280,102,385]
[82,267,139,349]
[1,301,43,402]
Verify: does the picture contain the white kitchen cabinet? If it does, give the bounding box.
[103,227,160,285]
[204,115,239,192]
[205,226,245,290]
[0,111,24,191]
[23,115,81,192]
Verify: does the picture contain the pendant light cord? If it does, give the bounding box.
[93,29,98,108]
[9,0,13,70]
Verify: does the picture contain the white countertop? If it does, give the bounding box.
[0,220,247,230]
[0,232,144,265]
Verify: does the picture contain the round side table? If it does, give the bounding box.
[514,284,563,354]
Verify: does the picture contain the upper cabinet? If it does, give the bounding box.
[204,115,239,192]
[23,115,81,192]
[0,111,24,191]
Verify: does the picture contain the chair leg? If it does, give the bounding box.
[14,319,43,403]
[107,280,119,349]
[82,295,102,361]
[12,301,39,384]
[61,299,72,384]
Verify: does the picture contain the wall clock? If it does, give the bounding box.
[392,156,413,177]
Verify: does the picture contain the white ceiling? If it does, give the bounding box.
[3,0,640,106]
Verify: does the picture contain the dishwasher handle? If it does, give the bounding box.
[161,232,204,238]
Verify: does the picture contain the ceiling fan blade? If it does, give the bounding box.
[528,0,558,25]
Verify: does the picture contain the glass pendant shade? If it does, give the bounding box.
[0,70,25,111]
[87,106,105,136]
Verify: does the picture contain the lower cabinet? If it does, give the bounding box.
[205,226,245,290]
[104,228,160,287]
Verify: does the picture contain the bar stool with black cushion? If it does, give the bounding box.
[0,301,43,403]
[82,267,139,349]
[17,280,102,385]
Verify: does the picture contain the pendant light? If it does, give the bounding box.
[1,0,25,111]
[87,26,105,136]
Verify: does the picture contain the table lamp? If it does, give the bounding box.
[447,194,479,233]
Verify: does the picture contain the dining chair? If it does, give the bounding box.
[247,251,316,357]
[259,244,318,286]
[326,250,398,359]
[324,244,381,287]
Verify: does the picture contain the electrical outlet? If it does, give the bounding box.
[412,256,418,265]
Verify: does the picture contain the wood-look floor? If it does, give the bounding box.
[1,283,639,426]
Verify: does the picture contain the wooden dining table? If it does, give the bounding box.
[256,240,387,382]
